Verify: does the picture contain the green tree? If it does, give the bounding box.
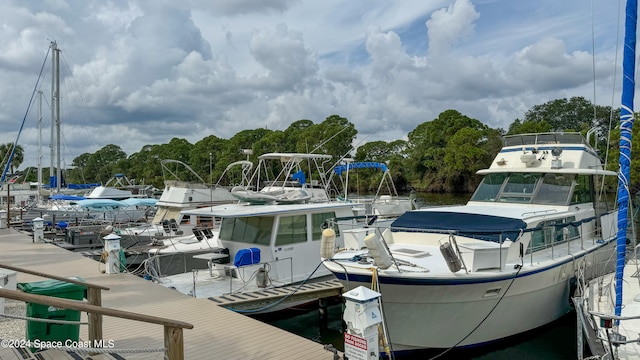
[191,135,228,183]
[507,119,553,135]
[127,144,165,188]
[523,97,614,137]
[443,127,501,192]
[300,115,357,160]
[0,143,24,175]
[405,110,501,192]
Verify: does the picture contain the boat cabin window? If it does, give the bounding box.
[471,173,508,201]
[528,216,579,253]
[471,172,575,205]
[571,175,593,204]
[499,173,540,203]
[311,212,340,239]
[533,174,573,205]
[276,215,307,245]
[219,216,273,245]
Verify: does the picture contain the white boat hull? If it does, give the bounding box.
[329,240,615,350]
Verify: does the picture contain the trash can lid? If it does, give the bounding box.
[17,278,86,295]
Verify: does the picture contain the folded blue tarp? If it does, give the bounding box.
[234,248,261,267]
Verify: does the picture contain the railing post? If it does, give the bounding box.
[164,326,184,360]
[87,287,103,343]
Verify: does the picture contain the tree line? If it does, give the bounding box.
[3,96,630,194]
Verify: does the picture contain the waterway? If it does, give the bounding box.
[254,192,581,359]
[255,301,578,359]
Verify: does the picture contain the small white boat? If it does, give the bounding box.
[575,254,640,359]
[230,186,311,204]
[572,1,640,359]
[321,131,618,353]
[84,173,155,200]
[144,201,371,313]
[113,159,248,244]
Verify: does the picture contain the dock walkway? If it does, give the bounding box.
[0,228,341,359]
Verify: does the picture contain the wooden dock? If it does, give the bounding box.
[208,279,344,311]
[0,228,343,359]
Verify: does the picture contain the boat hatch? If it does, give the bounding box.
[393,248,431,258]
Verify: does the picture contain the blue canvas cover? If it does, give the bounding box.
[49,194,86,201]
[120,198,158,207]
[67,183,100,190]
[333,162,388,176]
[234,248,261,267]
[74,199,126,209]
[391,210,528,243]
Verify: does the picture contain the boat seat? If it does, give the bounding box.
[162,220,171,234]
[170,218,180,232]
[193,248,231,276]
[192,227,204,241]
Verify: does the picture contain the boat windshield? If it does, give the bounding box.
[471,172,575,205]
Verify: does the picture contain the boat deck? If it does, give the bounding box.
[584,258,640,359]
[0,228,341,359]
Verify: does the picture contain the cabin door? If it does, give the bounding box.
[272,214,318,283]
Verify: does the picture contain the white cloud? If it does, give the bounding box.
[0,0,623,169]
[427,0,479,55]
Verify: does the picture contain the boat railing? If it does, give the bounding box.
[520,209,558,217]
[502,132,586,147]
[586,310,640,345]
[0,262,110,345]
[224,257,294,293]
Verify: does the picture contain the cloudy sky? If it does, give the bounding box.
[0,0,626,169]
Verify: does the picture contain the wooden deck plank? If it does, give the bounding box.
[0,229,340,359]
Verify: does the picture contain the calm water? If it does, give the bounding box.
[253,192,581,359]
[254,301,578,360]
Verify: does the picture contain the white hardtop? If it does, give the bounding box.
[258,152,333,161]
[477,132,616,176]
[181,201,354,218]
[85,186,134,199]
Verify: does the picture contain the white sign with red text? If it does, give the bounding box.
[344,332,373,360]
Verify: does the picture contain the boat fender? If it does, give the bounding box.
[320,228,336,259]
[568,277,577,306]
[364,234,393,269]
[256,267,269,288]
[440,242,462,273]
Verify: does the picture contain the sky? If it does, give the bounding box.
[0,0,628,170]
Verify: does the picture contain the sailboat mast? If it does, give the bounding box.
[50,41,61,193]
[49,41,56,193]
[37,90,43,204]
[615,0,637,318]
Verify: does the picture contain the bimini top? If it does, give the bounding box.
[257,153,333,161]
[333,162,388,176]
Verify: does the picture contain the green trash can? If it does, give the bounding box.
[17,279,86,351]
